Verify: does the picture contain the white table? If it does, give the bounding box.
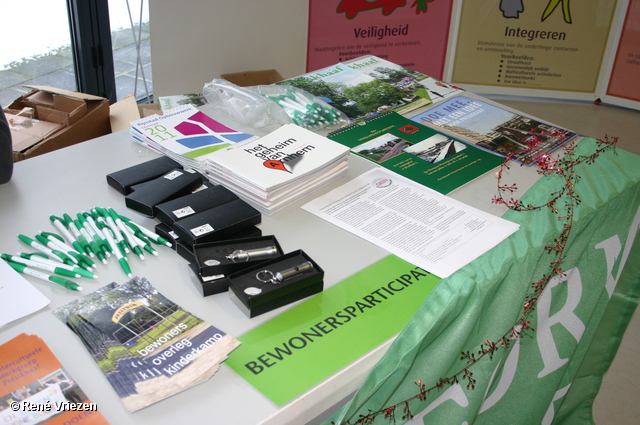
[0,114,544,424]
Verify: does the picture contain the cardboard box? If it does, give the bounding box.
[5,85,110,161]
[220,69,283,87]
[109,94,162,132]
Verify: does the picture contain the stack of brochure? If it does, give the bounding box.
[129,104,258,172]
[0,334,110,424]
[204,123,350,215]
[53,277,241,412]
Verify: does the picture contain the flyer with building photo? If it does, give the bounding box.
[411,95,577,164]
[0,334,108,425]
[451,0,618,95]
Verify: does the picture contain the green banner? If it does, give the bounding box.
[327,138,640,425]
[226,255,441,405]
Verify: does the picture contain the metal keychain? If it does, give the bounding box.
[226,246,278,262]
[244,261,314,295]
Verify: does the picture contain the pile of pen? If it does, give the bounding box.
[2,206,172,292]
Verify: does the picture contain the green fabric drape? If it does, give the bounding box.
[327,138,640,425]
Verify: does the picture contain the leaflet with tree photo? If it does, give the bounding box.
[53,277,240,412]
[346,55,464,104]
[277,62,432,121]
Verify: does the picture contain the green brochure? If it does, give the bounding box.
[328,111,504,194]
[226,255,441,405]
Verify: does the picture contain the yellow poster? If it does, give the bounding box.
[452,0,618,93]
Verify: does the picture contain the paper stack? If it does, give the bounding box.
[204,123,350,215]
[0,334,110,424]
[129,104,258,172]
[53,277,241,412]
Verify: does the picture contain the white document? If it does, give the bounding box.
[0,260,50,327]
[302,168,520,278]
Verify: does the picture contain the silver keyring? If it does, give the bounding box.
[255,269,276,284]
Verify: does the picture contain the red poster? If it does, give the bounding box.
[606,0,640,103]
[307,0,453,79]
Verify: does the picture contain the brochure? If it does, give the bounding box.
[346,55,464,104]
[277,63,432,121]
[302,168,520,278]
[52,277,240,412]
[130,105,258,171]
[411,95,578,164]
[328,111,503,194]
[206,123,350,214]
[0,333,109,424]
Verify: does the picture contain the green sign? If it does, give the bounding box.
[226,255,441,405]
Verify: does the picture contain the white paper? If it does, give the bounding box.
[302,168,520,278]
[0,260,50,327]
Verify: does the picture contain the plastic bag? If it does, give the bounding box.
[247,84,350,131]
[202,78,292,129]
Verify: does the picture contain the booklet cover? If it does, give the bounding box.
[277,63,432,121]
[52,277,240,412]
[346,55,464,104]
[130,104,258,170]
[207,123,350,193]
[0,333,109,425]
[411,95,578,165]
[328,112,503,194]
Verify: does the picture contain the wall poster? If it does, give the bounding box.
[307,0,454,79]
[450,0,619,97]
[604,0,640,108]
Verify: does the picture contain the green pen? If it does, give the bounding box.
[19,253,97,278]
[73,217,101,259]
[102,226,132,278]
[63,213,93,257]
[40,232,98,268]
[2,254,80,278]
[18,234,74,266]
[82,211,111,257]
[98,208,129,254]
[50,215,85,255]
[34,234,79,266]
[119,215,172,247]
[6,260,83,291]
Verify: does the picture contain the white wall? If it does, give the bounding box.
[149,0,309,97]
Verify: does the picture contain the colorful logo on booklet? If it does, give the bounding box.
[174,111,254,148]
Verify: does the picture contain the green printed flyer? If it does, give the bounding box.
[226,255,441,405]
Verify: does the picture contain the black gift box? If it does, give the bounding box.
[188,263,231,296]
[107,156,183,195]
[228,250,324,318]
[172,199,261,246]
[194,235,283,277]
[125,169,204,217]
[155,185,239,227]
[176,240,197,263]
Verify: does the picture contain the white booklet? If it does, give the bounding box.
[302,168,520,278]
[207,123,350,192]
